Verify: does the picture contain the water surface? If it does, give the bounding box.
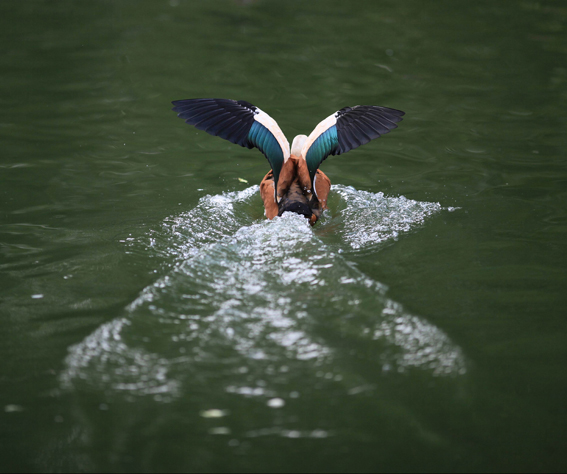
[1,0,566,472]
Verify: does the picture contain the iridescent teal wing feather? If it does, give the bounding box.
[301,105,405,184]
[172,99,290,189]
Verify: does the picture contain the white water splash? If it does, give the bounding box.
[137,186,259,260]
[61,185,465,399]
[329,185,444,250]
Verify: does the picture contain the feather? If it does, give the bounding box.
[301,105,405,184]
[172,98,290,192]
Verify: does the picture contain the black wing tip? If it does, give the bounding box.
[236,100,256,110]
[172,98,207,114]
[334,104,405,154]
[387,109,405,118]
[171,98,254,117]
[338,105,405,123]
[366,105,405,117]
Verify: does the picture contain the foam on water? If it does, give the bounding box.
[327,185,446,250]
[138,186,259,260]
[61,185,464,400]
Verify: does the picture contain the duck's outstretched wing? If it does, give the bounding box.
[172,98,290,189]
[301,105,405,184]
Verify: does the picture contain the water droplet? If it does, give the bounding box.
[209,427,231,435]
[267,398,285,408]
[200,409,228,418]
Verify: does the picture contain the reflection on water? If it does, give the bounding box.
[61,186,464,403]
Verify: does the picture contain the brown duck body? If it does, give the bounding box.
[260,155,331,225]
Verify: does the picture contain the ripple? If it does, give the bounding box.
[125,186,259,261]
[61,185,464,400]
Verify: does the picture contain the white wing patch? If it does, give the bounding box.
[254,108,291,162]
[300,112,337,159]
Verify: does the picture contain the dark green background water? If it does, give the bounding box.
[1,0,566,472]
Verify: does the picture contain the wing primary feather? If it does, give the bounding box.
[172,98,214,109]
[173,102,217,113]
[192,111,233,132]
[354,117,382,140]
[301,104,405,183]
[177,104,218,118]
[180,107,225,126]
[357,115,393,136]
[172,99,289,194]
[209,118,246,141]
[338,126,359,154]
[365,114,399,133]
[219,119,250,145]
[349,121,373,144]
[365,110,402,127]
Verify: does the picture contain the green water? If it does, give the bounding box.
[1,1,566,472]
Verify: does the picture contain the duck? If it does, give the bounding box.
[171,99,404,224]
